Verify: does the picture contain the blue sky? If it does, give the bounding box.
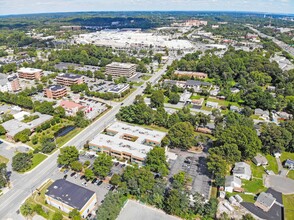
[0,0,292,15]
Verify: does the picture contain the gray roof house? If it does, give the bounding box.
[232,162,252,180]
[284,159,294,170]
[225,175,242,193]
[254,192,276,212]
[254,108,270,117]
[252,154,268,166]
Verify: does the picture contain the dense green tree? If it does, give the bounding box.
[167,122,195,150]
[0,163,8,188]
[12,153,33,172]
[54,106,66,118]
[207,153,228,181]
[166,113,181,128]
[150,90,165,108]
[168,92,180,104]
[110,173,121,186]
[281,120,294,152]
[34,101,55,115]
[52,212,63,220]
[260,123,292,154]
[153,107,168,127]
[57,146,79,167]
[84,168,95,181]
[172,171,191,190]
[93,153,113,178]
[70,161,83,172]
[40,137,56,153]
[0,125,6,135]
[164,189,191,218]
[20,202,34,217]
[209,144,241,164]
[145,147,169,176]
[14,129,31,143]
[68,209,81,220]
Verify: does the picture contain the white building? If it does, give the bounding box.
[225,176,242,193]
[89,122,167,165]
[232,162,252,180]
[108,83,130,95]
[206,101,219,109]
[45,179,97,218]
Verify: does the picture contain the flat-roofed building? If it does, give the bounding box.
[45,85,67,99]
[60,100,85,116]
[108,83,130,95]
[174,71,208,79]
[56,73,84,86]
[106,62,136,78]
[45,179,97,218]
[89,122,166,165]
[17,67,43,80]
[0,73,21,92]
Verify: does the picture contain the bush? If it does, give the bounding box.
[52,212,63,220]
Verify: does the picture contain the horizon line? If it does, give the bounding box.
[1,10,294,17]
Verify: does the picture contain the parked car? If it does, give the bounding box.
[63,175,67,179]
[63,169,69,174]
[91,178,97,184]
[114,162,119,166]
[82,182,87,187]
[121,164,126,168]
[110,186,116,191]
[70,172,76,177]
[97,180,103,186]
[80,175,85,180]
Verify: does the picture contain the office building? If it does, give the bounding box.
[0,73,21,92]
[56,73,84,86]
[17,67,43,80]
[106,62,136,78]
[45,179,97,218]
[45,85,67,99]
[60,100,85,116]
[108,83,130,95]
[89,122,166,165]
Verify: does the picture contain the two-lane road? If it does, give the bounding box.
[0,58,173,219]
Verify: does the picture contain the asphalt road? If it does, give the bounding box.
[0,59,173,219]
[247,26,294,56]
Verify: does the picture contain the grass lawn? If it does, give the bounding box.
[243,178,266,194]
[141,75,152,81]
[283,194,294,220]
[287,170,294,180]
[190,94,203,100]
[265,154,278,174]
[200,105,213,111]
[207,97,240,107]
[132,81,144,87]
[210,187,218,198]
[0,155,9,164]
[249,161,265,178]
[24,153,47,172]
[281,152,294,163]
[226,192,255,203]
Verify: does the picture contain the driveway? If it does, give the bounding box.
[265,175,294,194]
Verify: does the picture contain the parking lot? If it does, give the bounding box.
[169,150,211,199]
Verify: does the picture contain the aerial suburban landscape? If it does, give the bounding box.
[0,0,293,220]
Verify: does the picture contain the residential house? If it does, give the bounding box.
[252,154,268,166]
[206,101,218,109]
[232,162,252,180]
[254,192,276,212]
[284,159,294,170]
[225,176,242,193]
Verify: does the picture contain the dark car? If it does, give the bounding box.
[91,178,97,184]
[114,162,119,166]
[97,180,103,186]
[80,175,85,180]
[70,172,76,177]
[121,164,126,168]
[63,175,68,179]
[110,186,116,191]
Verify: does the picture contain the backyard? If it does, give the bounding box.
[283,194,294,220]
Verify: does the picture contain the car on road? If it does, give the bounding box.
[70,172,76,177]
[63,175,68,179]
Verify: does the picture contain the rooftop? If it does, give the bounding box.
[46,179,95,211]
[233,162,252,176]
[106,62,136,69]
[60,100,84,110]
[17,67,42,73]
[255,192,276,208]
[225,175,241,187]
[47,85,66,91]
[58,73,83,80]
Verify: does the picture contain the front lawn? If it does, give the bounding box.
[287,170,294,180]
[207,97,240,107]
[25,153,47,172]
[243,178,266,194]
[283,194,294,220]
[281,152,294,163]
[0,155,9,164]
[249,161,265,178]
[141,75,152,81]
[265,154,278,174]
